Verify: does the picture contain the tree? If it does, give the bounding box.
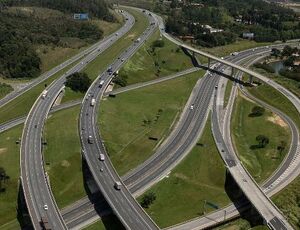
[140,192,156,208]
[271,48,281,58]
[0,167,8,193]
[249,106,265,117]
[65,72,91,92]
[256,135,269,148]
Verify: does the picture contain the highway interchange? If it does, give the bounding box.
[0,5,300,230]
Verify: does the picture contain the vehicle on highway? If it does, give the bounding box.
[43,204,48,210]
[115,32,119,36]
[88,135,94,144]
[121,58,125,62]
[99,80,105,88]
[90,98,96,107]
[215,85,218,89]
[231,52,239,56]
[114,181,122,190]
[107,66,113,74]
[41,90,48,99]
[190,105,194,110]
[40,217,51,230]
[99,154,105,161]
[136,37,141,43]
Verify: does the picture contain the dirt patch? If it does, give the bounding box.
[267,113,288,128]
[126,33,136,39]
[61,160,71,168]
[0,148,7,155]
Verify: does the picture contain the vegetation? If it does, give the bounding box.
[43,106,85,208]
[1,0,114,21]
[99,71,204,176]
[273,175,300,229]
[116,29,194,88]
[0,5,104,79]
[0,125,23,227]
[231,94,291,183]
[65,72,91,93]
[82,215,124,230]
[140,191,156,208]
[0,83,13,99]
[138,118,231,228]
[249,106,265,117]
[157,0,300,47]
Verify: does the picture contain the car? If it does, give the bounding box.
[190,105,194,110]
[114,181,122,190]
[99,154,105,161]
[43,204,48,210]
[88,135,94,144]
[121,58,124,62]
[215,85,218,89]
[100,168,104,172]
[221,57,224,60]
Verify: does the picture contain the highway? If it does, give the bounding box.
[79,9,159,230]
[20,10,136,230]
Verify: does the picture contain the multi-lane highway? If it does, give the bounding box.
[20,10,136,230]
[79,9,159,230]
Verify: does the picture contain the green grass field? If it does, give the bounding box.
[62,7,150,103]
[223,80,233,108]
[99,70,204,176]
[0,83,13,100]
[118,29,193,86]
[0,125,23,227]
[273,175,300,229]
[0,61,80,124]
[247,83,300,131]
[216,219,268,230]
[231,93,291,183]
[83,215,124,230]
[43,106,85,208]
[138,118,231,228]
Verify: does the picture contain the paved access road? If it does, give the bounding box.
[20,11,136,230]
[79,9,159,230]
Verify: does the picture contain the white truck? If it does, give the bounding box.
[90,98,96,107]
[114,181,122,190]
[99,80,105,88]
[41,90,48,99]
[99,154,105,161]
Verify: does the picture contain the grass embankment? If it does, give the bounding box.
[231,94,291,183]
[252,66,300,100]
[0,125,23,227]
[216,219,268,230]
[83,215,124,230]
[118,29,193,86]
[247,83,300,130]
[62,7,150,102]
[0,83,13,100]
[0,61,79,125]
[43,106,85,208]
[273,176,300,229]
[99,71,204,176]
[138,118,230,228]
[223,80,233,108]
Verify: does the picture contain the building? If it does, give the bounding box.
[73,13,89,20]
[243,32,255,39]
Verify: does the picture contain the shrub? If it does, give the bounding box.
[65,72,91,92]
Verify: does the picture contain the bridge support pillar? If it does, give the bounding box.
[208,58,210,69]
[249,75,254,84]
[231,67,235,78]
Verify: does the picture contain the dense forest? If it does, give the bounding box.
[0,0,113,79]
[158,0,300,47]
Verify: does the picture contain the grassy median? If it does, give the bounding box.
[83,215,124,230]
[138,118,231,228]
[99,70,204,176]
[118,29,193,86]
[231,93,291,183]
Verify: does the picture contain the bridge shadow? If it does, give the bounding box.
[81,158,125,229]
[224,169,265,227]
[181,47,258,87]
[16,183,34,230]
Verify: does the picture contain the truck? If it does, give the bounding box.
[99,153,105,161]
[90,98,96,107]
[231,52,238,56]
[99,80,105,88]
[114,181,122,190]
[40,217,51,230]
[41,90,48,99]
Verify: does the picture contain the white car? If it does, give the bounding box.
[190,105,194,110]
[43,204,48,210]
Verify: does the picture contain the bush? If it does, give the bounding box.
[152,40,165,48]
[249,106,265,117]
[140,192,156,208]
[253,63,275,74]
[65,72,91,92]
[256,135,269,148]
